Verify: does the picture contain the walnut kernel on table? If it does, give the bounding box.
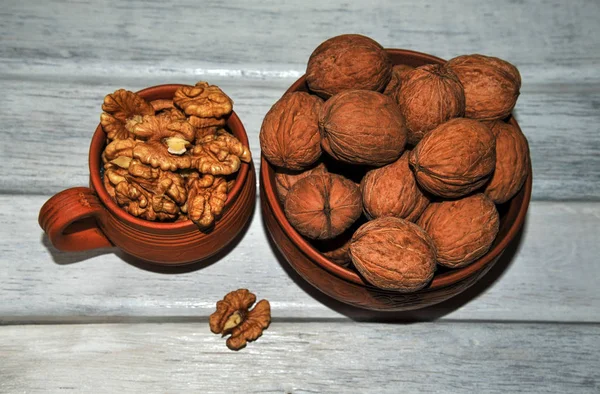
[209,289,271,351]
[100,82,250,229]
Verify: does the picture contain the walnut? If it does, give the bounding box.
[99,81,245,227]
[133,140,192,171]
[361,151,429,222]
[319,90,407,166]
[182,173,228,228]
[349,217,436,292]
[284,174,361,240]
[103,138,136,163]
[150,99,175,112]
[113,177,180,221]
[446,54,521,120]
[159,107,186,120]
[188,115,227,129]
[209,289,271,351]
[190,130,251,175]
[104,158,187,221]
[129,161,188,205]
[100,89,154,140]
[312,225,357,267]
[306,34,392,98]
[130,115,195,155]
[260,92,323,170]
[397,64,465,145]
[173,81,233,118]
[274,162,328,203]
[382,64,414,100]
[409,118,496,198]
[483,121,530,204]
[103,165,128,200]
[417,193,499,268]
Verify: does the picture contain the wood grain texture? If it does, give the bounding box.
[1,78,599,200]
[1,322,598,393]
[2,0,599,85]
[1,195,599,323]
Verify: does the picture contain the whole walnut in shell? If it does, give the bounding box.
[398,64,465,145]
[284,174,361,240]
[260,92,323,170]
[382,64,414,100]
[484,121,530,204]
[349,217,436,292]
[319,90,407,166]
[306,34,392,99]
[274,162,328,203]
[361,152,429,222]
[409,118,496,198]
[446,54,521,120]
[417,193,499,268]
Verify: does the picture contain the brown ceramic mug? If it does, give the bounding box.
[38,84,256,265]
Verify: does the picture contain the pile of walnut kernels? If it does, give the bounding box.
[260,34,530,293]
[100,82,251,229]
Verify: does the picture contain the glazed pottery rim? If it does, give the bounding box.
[260,48,532,290]
[89,83,251,231]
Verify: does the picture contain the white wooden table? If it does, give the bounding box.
[1,1,599,392]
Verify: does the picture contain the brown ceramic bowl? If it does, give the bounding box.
[39,84,256,266]
[261,49,532,311]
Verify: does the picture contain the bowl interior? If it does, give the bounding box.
[261,48,532,290]
[89,84,251,232]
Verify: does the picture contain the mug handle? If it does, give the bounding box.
[38,187,113,251]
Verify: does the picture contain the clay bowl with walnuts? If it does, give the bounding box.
[260,49,532,311]
[39,84,256,266]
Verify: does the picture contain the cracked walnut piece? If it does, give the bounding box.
[191,130,252,175]
[101,89,154,140]
[183,174,228,228]
[173,82,233,118]
[209,289,271,351]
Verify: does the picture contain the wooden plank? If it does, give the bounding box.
[2,0,600,85]
[1,78,599,200]
[1,322,598,393]
[1,195,599,323]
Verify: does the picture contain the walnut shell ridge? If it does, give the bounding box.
[284,174,361,240]
[417,193,499,268]
[349,217,436,292]
[260,92,323,170]
[484,121,530,204]
[446,54,521,120]
[409,118,496,198]
[319,90,407,166]
[382,64,414,101]
[274,162,328,203]
[361,152,429,222]
[398,64,465,145]
[306,34,392,99]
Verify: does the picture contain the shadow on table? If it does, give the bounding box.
[264,213,527,323]
[40,201,255,274]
